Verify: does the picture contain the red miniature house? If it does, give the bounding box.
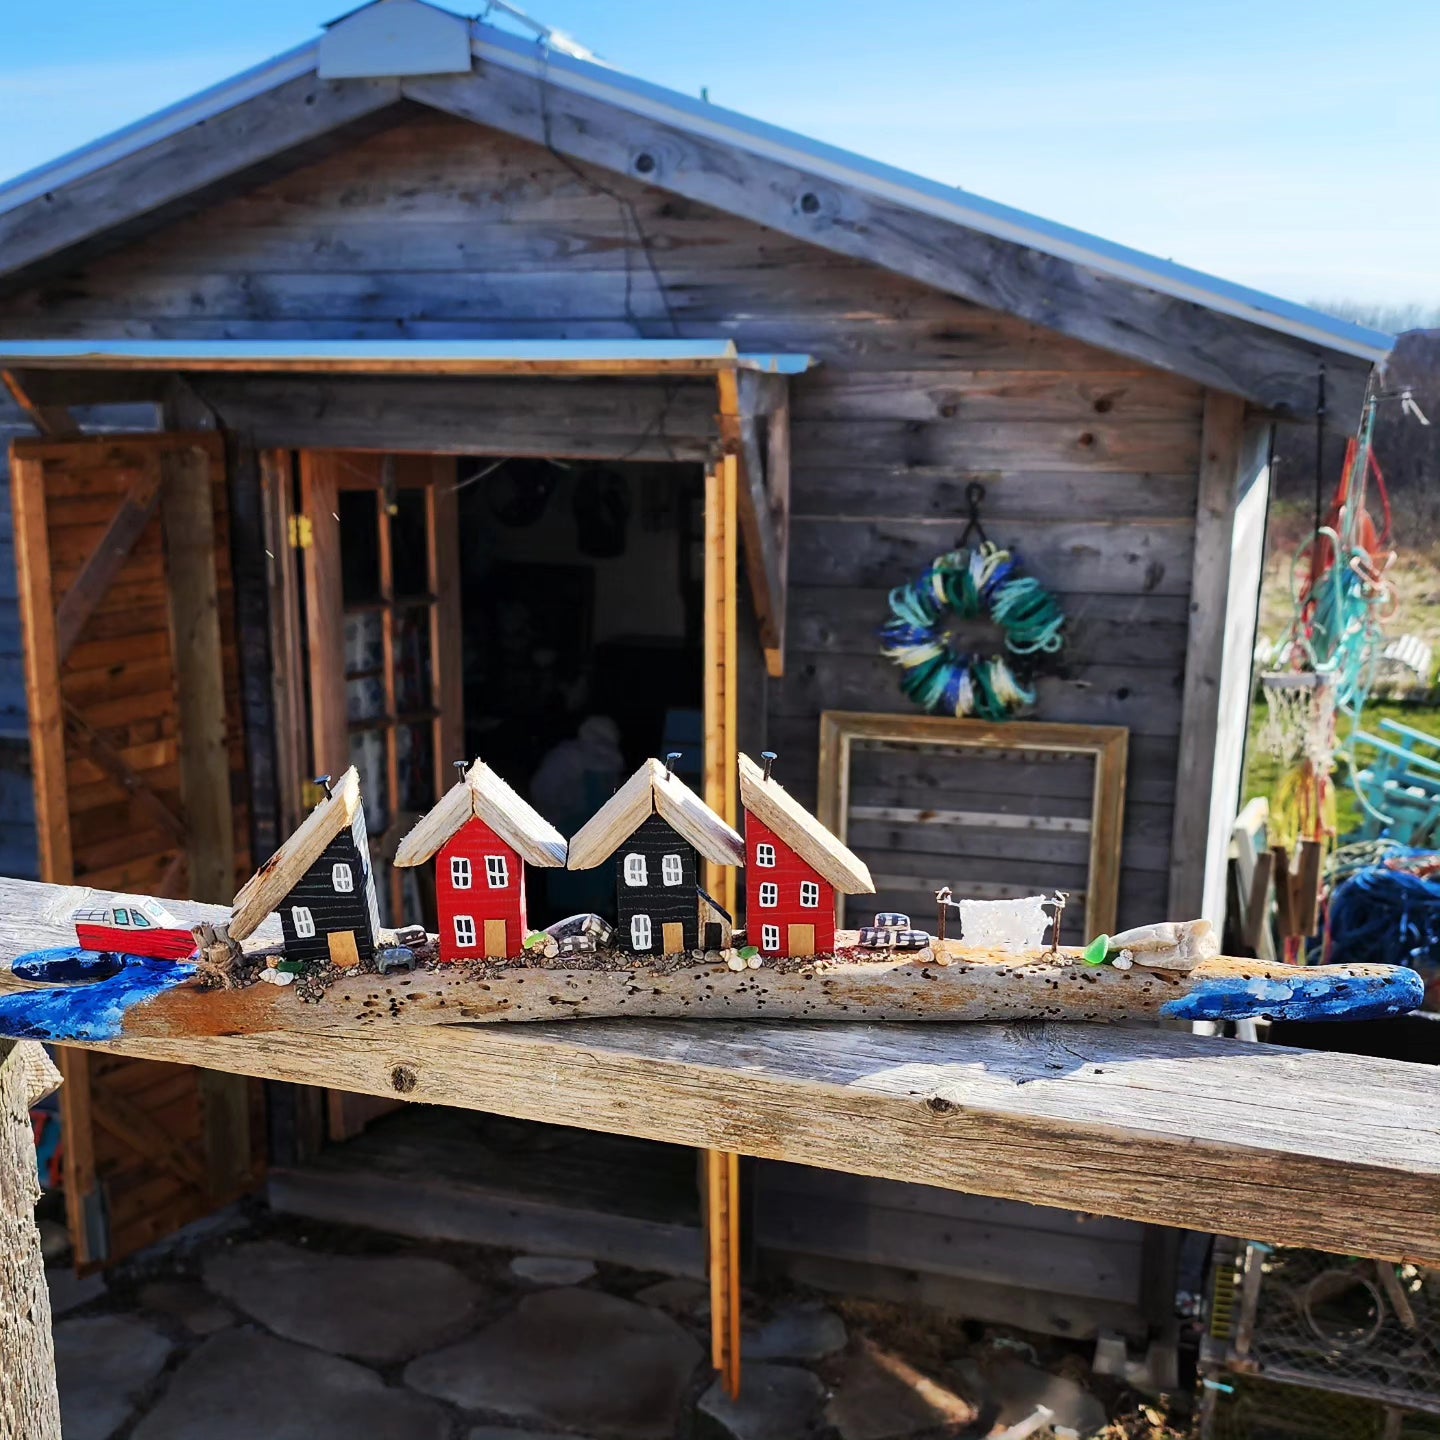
[738,752,875,957]
[395,759,567,961]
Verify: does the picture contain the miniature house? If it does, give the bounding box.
[737,752,875,956]
[229,767,381,969]
[393,758,567,960]
[567,758,744,955]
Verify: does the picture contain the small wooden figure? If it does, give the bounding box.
[738,751,874,957]
[394,758,567,961]
[567,756,744,955]
[229,767,380,969]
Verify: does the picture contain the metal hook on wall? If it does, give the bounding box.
[957,481,988,549]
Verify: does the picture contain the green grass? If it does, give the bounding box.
[1243,495,1440,843]
[1243,697,1440,842]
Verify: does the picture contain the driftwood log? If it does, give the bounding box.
[0,877,1421,1042]
[94,945,1420,1039]
[0,1038,63,1440]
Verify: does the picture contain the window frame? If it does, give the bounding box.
[453,914,476,948]
[485,854,510,890]
[661,853,684,887]
[450,855,473,889]
[623,853,648,887]
[332,861,354,893]
[630,913,653,949]
[755,842,776,868]
[761,923,781,952]
[291,906,316,939]
[758,881,779,908]
[799,880,820,908]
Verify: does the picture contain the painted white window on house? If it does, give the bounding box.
[623,853,648,887]
[800,880,820,908]
[291,906,316,939]
[485,855,509,889]
[758,881,779,908]
[661,853,683,886]
[450,856,472,889]
[761,924,781,952]
[331,862,354,893]
[755,843,776,868]
[631,914,653,949]
[454,915,476,948]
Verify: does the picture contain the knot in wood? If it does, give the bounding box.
[390,1065,418,1094]
[925,1095,957,1115]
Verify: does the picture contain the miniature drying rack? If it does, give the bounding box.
[1,875,1438,1270]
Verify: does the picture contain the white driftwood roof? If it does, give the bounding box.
[567,758,745,871]
[230,767,363,940]
[737,752,875,895]
[393,758,566,870]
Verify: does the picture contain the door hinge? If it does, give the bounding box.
[288,515,314,550]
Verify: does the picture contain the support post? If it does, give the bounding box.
[702,455,743,1396]
[1168,392,1268,922]
[160,441,235,902]
[0,1038,64,1440]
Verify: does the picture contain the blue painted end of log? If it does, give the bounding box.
[1162,967,1424,1023]
[0,947,195,1042]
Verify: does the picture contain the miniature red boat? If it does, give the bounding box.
[71,899,196,962]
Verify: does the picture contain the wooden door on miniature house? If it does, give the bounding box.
[9,432,264,1269]
[292,452,463,930]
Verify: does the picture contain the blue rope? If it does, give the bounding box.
[1326,866,1440,973]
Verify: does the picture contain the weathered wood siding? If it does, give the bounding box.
[0,113,1203,929]
[0,396,159,880]
[0,111,1204,1326]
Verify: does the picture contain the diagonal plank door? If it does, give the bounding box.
[10,433,263,1268]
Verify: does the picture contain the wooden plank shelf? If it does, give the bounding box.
[0,878,1436,1267]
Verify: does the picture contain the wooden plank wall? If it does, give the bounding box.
[0,113,1204,928]
[15,439,251,895]
[0,111,1207,1317]
[758,1161,1148,1339]
[0,395,159,880]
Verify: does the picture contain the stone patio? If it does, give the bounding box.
[44,1205,1141,1439]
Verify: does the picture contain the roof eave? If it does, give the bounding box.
[466,23,1392,366]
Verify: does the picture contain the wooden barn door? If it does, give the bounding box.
[10,432,263,1269]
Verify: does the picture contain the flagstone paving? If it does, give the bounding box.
[42,1207,1133,1439]
[130,1329,451,1440]
[203,1239,479,1362]
[54,1314,174,1440]
[404,1286,702,1439]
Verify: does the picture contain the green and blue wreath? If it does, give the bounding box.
[880,542,1066,721]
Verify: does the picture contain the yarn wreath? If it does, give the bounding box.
[880,542,1066,721]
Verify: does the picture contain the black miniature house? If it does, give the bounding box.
[229,767,380,968]
[567,758,745,955]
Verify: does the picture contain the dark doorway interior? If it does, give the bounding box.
[455,457,707,930]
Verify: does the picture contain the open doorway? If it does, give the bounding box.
[279,448,712,1261]
[455,456,708,934]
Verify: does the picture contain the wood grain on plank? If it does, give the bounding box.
[71,1013,1440,1267]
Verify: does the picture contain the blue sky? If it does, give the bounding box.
[2,0,1434,315]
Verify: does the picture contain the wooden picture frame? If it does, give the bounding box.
[817,712,1129,940]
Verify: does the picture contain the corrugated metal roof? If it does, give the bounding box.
[0,339,813,375]
[0,7,1392,364]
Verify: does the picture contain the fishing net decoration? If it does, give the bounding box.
[879,541,1066,722]
[1257,670,1339,857]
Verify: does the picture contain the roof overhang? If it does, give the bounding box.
[0,338,801,676]
[0,339,813,378]
[0,4,1390,426]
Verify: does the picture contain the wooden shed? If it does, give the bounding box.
[0,0,1392,1332]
